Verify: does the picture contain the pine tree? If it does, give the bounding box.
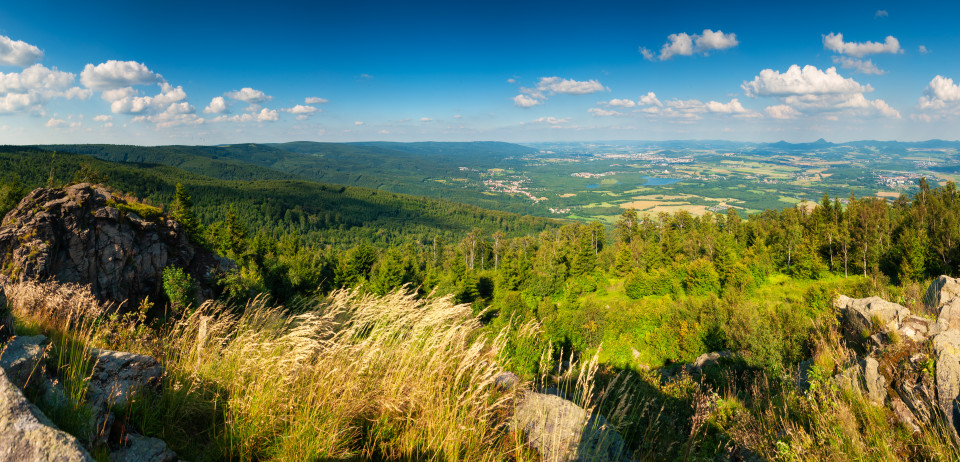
[171,183,202,240]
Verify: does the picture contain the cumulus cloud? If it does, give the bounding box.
[743,65,899,118]
[0,64,89,114]
[211,108,278,124]
[742,65,869,97]
[822,33,902,57]
[100,87,136,102]
[110,83,188,115]
[420,117,432,122]
[531,116,569,124]
[203,96,229,114]
[644,29,738,61]
[354,121,364,126]
[705,98,750,114]
[832,56,885,75]
[513,76,605,107]
[536,77,605,95]
[918,75,960,110]
[875,10,888,18]
[225,87,271,103]
[606,98,636,108]
[305,96,328,104]
[765,105,801,119]
[45,118,66,128]
[659,33,694,60]
[94,114,113,127]
[0,35,43,67]
[919,45,930,54]
[285,104,318,115]
[513,93,542,108]
[639,92,663,107]
[588,108,621,117]
[80,60,161,90]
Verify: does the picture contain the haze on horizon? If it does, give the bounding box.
[0,0,958,146]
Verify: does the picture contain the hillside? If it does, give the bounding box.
[0,146,558,247]
[39,141,546,215]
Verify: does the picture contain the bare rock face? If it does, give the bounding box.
[925,275,960,312]
[0,368,94,461]
[110,433,177,462]
[0,183,232,309]
[835,295,910,339]
[510,391,629,462]
[934,330,960,433]
[86,348,165,445]
[0,335,48,390]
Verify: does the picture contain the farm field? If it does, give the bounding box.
[465,139,958,222]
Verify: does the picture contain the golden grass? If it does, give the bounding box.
[5,281,530,461]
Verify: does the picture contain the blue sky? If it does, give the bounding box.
[0,0,958,144]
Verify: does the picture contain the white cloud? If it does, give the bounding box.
[515,76,605,107]
[588,108,621,117]
[705,98,748,114]
[695,29,739,53]
[822,33,902,57]
[354,121,364,126]
[765,105,801,119]
[453,114,462,119]
[535,76,605,95]
[0,35,43,67]
[225,87,271,103]
[742,65,870,97]
[513,93,541,108]
[875,10,888,18]
[203,96,229,114]
[743,65,899,119]
[918,75,960,110]
[831,56,885,75]
[639,92,663,107]
[0,64,76,94]
[639,47,655,60]
[606,98,636,108]
[659,33,694,60]
[532,116,569,124]
[93,114,112,122]
[110,84,188,115]
[506,78,516,83]
[0,93,38,113]
[285,104,318,115]
[304,96,328,104]
[101,87,136,102]
[420,117,432,122]
[647,29,738,61]
[45,118,66,128]
[211,108,277,124]
[919,45,930,54]
[0,64,89,114]
[80,60,161,90]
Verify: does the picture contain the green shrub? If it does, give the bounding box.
[162,266,196,311]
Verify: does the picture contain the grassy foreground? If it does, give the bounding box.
[6,279,960,461]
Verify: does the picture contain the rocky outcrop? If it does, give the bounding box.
[110,433,177,462]
[0,183,233,310]
[511,391,629,462]
[0,335,48,390]
[831,276,960,437]
[925,275,960,312]
[835,295,911,342]
[86,348,165,445]
[0,368,93,461]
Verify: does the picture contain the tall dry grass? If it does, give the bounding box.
[5,281,530,460]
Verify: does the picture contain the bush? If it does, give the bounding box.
[162,266,196,311]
